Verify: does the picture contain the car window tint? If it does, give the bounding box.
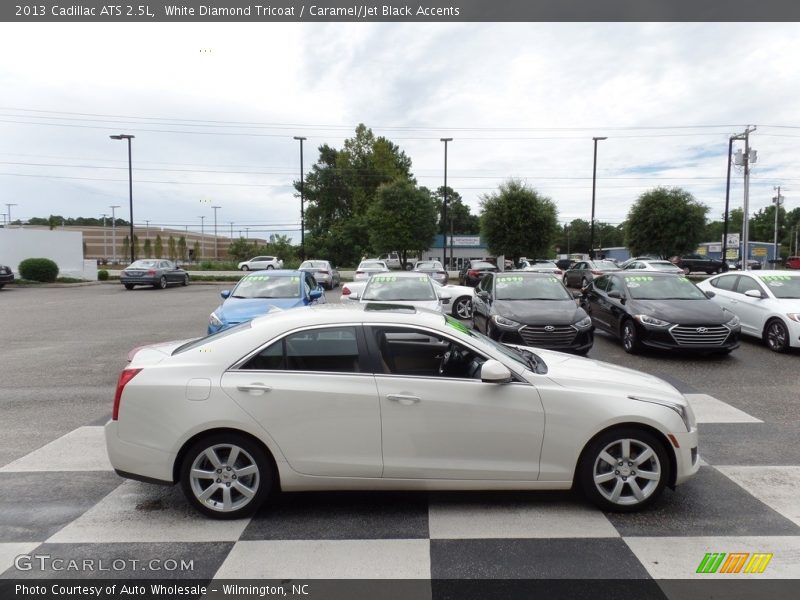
[242,327,361,372]
[480,274,493,292]
[712,275,738,291]
[593,275,609,292]
[241,339,284,370]
[372,326,486,379]
[735,276,763,295]
[607,276,623,295]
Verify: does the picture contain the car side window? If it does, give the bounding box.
[304,273,316,291]
[372,326,486,380]
[593,275,609,292]
[240,326,361,373]
[607,276,623,295]
[735,276,764,296]
[480,274,493,293]
[711,275,737,291]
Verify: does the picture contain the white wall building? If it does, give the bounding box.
[0,228,97,280]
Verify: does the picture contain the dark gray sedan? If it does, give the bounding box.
[120,259,189,290]
[563,260,620,289]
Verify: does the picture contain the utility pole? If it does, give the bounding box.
[101,213,108,259]
[773,186,783,266]
[732,126,757,270]
[110,205,120,264]
[229,221,234,240]
[590,137,607,259]
[211,206,221,260]
[293,136,307,260]
[440,138,452,269]
[198,216,205,260]
[721,136,734,271]
[5,203,17,227]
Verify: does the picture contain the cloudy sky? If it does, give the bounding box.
[0,21,798,240]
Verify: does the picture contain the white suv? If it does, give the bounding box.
[237,256,283,271]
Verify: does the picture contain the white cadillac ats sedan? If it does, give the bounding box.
[106,304,700,519]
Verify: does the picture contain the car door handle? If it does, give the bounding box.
[237,384,272,395]
[386,394,420,405]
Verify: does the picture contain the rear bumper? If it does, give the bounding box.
[120,276,158,286]
[105,420,176,483]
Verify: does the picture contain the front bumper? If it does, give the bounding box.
[671,427,701,486]
[494,324,594,353]
[636,323,740,352]
[0,272,14,284]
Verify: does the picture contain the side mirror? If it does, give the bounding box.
[607,290,621,299]
[438,290,452,300]
[309,289,323,300]
[480,359,512,384]
[477,290,489,300]
[704,290,716,299]
[570,289,582,299]
[220,290,231,299]
[744,289,764,299]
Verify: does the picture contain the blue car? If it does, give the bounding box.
[208,270,325,334]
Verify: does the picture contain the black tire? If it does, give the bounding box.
[621,319,642,354]
[154,276,167,290]
[577,426,670,512]
[240,265,249,271]
[453,296,473,320]
[764,319,790,353]
[266,265,274,270]
[124,284,134,290]
[563,274,570,287]
[182,275,189,286]
[179,432,273,519]
[683,266,691,275]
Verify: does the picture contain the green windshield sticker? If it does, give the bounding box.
[290,277,300,282]
[371,276,398,283]
[624,276,655,282]
[760,275,791,282]
[245,275,271,281]
[445,315,470,334]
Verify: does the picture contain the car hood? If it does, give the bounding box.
[627,298,732,325]
[219,297,303,322]
[533,348,686,405]
[493,299,585,325]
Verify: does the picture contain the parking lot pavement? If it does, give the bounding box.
[1,285,799,584]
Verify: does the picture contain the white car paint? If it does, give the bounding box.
[697,270,800,350]
[237,256,284,271]
[106,304,699,518]
[343,278,475,319]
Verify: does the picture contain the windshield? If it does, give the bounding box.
[471,261,496,270]
[624,275,707,300]
[300,261,328,269]
[173,320,252,355]
[444,316,544,373]
[363,275,436,301]
[416,261,442,270]
[495,274,571,301]
[533,261,558,268]
[128,260,159,269]
[591,260,618,269]
[359,261,386,270]
[231,275,301,299]
[758,275,800,299]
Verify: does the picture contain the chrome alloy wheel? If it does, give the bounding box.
[592,438,662,506]
[765,320,789,352]
[189,444,260,513]
[454,297,472,319]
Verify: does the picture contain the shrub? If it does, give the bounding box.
[19,258,59,283]
[98,269,109,281]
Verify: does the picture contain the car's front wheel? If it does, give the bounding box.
[578,427,670,512]
[182,275,189,286]
[453,296,472,319]
[621,319,642,354]
[764,319,790,353]
[240,265,249,271]
[179,433,272,519]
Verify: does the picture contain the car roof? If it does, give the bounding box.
[249,302,445,329]
[368,271,432,279]
[241,269,304,278]
[723,269,799,277]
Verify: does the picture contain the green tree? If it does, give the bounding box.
[625,187,708,257]
[192,240,200,262]
[228,238,258,262]
[154,235,163,258]
[168,236,177,260]
[432,186,480,234]
[177,236,187,261]
[143,238,153,258]
[133,235,140,259]
[480,180,559,263]
[366,180,437,267]
[121,235,129,261]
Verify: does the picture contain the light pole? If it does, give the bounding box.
[733,126,757,270]
[293,136,307,260]
[229,221,234,240]
[211,206,221,260]
[198,216,205,260]
[101,213,108,260]
[109,134,135,263]
[110,205,120,264]
[590,137,607,260]
[0,213,5,227]
[245,227,250,239]
[773,186,784,265]
[721,136,735,271]
[5,203,17,227]
[440,138,453,269]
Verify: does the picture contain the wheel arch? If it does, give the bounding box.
[172,427,281,489]
[573,422,677,490]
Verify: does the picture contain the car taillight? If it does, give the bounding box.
[355,271,364,275]
[112,368,142,420]
[554,269,562,275]
[342,286,351,296]
[147,269,156,276]
[591,270,603,275]
[467,269,479,277]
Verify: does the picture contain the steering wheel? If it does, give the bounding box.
[438,346,455,376]
[439,344,469,377]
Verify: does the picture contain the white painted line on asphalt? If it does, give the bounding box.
[428,499,618,539]
[624,536,800,579]
[684,393,762,423]
[0,426,113,472]
[716,466,800,528]
[0,543,40,574]
[214,539,431,579]
[47,480,251,543]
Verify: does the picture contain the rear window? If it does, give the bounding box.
[471,261,496,270]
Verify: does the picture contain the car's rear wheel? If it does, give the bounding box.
[266,265,274,270]
[578,427,670,512]
[683,266,691,275]
[154,276,167,290]
[621,319,642,354]
[240,265,249,271]
[124,284,134,290]
[453,296,472,319]
[764,319,790,353]
[180,433,272,519]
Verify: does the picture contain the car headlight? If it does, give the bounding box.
[786,313,800,323]
[628,395,695,432]
[634,314,671,327]
[725,314,741,328]
[574,316,592,329]
[492,315,521,328]
[209,312,223,327]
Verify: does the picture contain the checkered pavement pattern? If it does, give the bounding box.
[1,387,799,585]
